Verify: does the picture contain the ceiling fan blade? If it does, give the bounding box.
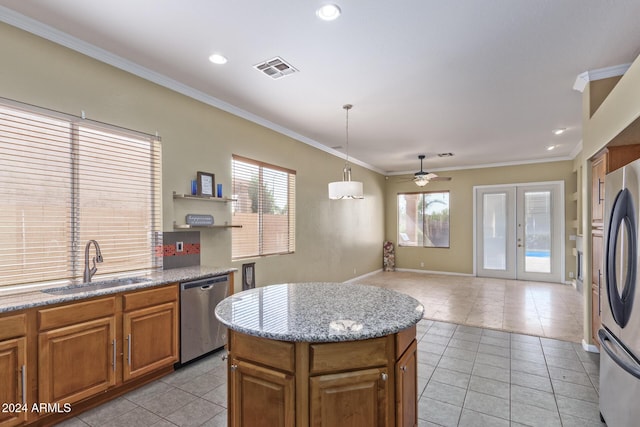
[430,176,452,181]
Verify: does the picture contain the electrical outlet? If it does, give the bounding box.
[569,271,574,278]
[176,241,183,252]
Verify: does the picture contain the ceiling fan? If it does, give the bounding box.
[410,155,451,186]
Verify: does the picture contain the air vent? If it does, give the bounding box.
[253,56,298,79]
[437,152,454,157]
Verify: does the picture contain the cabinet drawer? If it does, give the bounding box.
[0,313,26,340]
[123,284,178,311]
[310,336,390,375]
[230,331,295,373]
[38,297,116,331]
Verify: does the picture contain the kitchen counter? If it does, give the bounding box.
[215,282,424,342]
[0,265,236,313]
[218,282,424,426]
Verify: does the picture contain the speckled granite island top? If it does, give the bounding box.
[0,265,236,313]
[215,282,424,343]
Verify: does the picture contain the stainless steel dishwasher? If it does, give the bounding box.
[180,274,230,364]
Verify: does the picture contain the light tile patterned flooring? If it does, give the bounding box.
[359,271,585,343]
[58,273,602,426]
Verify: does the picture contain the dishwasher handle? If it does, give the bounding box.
[181,274,229,291]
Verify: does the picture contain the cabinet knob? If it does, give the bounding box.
[230,364,238,371]
[381,372,388,381]
[222,353,228,361]
[400,366,407,372]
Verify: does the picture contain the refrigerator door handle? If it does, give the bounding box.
[599,328,640,379]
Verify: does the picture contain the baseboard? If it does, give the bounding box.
[344,269,383,283]
[582,339,600,353]
[395,268,474,277]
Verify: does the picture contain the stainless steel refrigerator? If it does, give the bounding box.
[600,158,640,427]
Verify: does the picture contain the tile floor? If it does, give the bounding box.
[359,271,584,343]
[57,273,602,426]
[57,319,603,427]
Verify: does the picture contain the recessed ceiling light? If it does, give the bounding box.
[209,53,228,65]
[547,145,556,151]
[316,4,341,21]
[552,128,566,135]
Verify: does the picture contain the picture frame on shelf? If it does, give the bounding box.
[197,171,215,197]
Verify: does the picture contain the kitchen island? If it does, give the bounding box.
[215,282,424,427]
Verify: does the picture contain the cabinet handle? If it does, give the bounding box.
[127,334,131,366]
[598,269,602,316]
[112,339,116,372]
[381,372,388,381]
[230,364,238,371]
[598,179,604,205]
[400,366,407,372]
[21,365,27,405]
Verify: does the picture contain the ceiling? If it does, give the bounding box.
[2,1,640,175]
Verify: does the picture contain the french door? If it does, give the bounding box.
[475,183,563,282]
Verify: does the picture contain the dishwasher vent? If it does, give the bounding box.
[253,56,298,79]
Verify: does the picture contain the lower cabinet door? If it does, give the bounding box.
[38,317,116,405]
[230,359,295,427]
[0,337,27,427]
[395,340,417,427]
[310,367,389,427]
[123,301,178,382]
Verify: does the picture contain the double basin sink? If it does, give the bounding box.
[42,277,152,296]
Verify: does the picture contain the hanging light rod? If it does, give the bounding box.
[328,104,364,199]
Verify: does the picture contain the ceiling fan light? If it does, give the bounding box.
[415,177,429,187]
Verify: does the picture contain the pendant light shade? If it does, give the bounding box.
[328,104,364,199]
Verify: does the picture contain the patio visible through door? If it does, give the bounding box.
[475,182,564,283]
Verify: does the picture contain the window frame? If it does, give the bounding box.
[397,190,450,248]
[231,154,296,260]
[0,98,162,289]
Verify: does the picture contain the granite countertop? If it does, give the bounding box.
[0,265,237,313]
[215,282,424,343]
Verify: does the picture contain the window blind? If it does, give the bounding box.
[232,155,295,260]
[0,100,161,288]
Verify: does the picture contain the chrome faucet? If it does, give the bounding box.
[83,240,103,283]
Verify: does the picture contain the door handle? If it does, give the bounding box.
[598,269,602,316]
[127,334,131,366]
[21,365,27,405]
[112,339,117,372]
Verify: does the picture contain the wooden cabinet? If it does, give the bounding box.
[310,367,388,427]
[395,340,417,427]
[591,231,603,349]
[230,359,295,427]
[37,298,117,406]
[227,325,416,427]
[0,314,27,427]
[122,286,179,381]
[591,153,607,225]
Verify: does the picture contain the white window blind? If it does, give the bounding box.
[232,155,295,260]
[0,100,162,288]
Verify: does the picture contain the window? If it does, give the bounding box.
[0,100,162,288]
[232,155,295,259]
[398,191,450,248]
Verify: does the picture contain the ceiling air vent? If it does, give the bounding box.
[253,56,298,79]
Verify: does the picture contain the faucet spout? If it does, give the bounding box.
[83,240,103,283]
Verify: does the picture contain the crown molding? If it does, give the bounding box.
[387,155,575,176]
[568,139,583,159]
[573,63,631,93]
[0,6,384,174]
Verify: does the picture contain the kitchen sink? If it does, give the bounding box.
[42,277,152,295]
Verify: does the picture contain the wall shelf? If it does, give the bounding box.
[172,192,237,203]
[173,221,242,230]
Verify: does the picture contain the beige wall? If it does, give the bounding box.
[385,161,576,280]
[0,23,386,289]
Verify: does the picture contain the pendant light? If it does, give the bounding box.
[328,104,364,199]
